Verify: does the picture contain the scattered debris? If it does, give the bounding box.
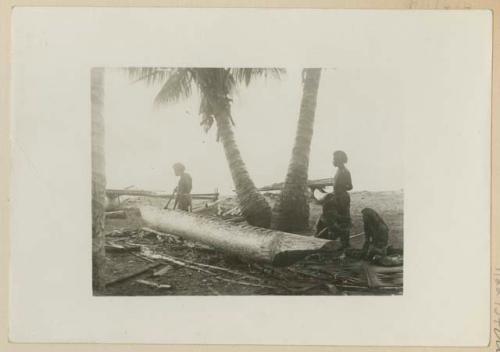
[362,263,403,288]
[105,243,141,253]
[140,250,217,276]
[180,259,261,282]
[105,229,131,237]
[141,227,183,243]
[130,252,156,263]
[105,262,163,287]
[101,190,404,296]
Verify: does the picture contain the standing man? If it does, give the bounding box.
[332,150,353,250]
[171,162,192,211]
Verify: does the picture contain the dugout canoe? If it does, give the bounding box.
[139,206,338,267]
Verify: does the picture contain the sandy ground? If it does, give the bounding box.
[97,190,403,296]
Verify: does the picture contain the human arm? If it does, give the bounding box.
[345,169,353,191]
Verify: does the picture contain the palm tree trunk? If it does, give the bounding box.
[215,113,272,228]
[275,68,322,232]
[91,67,106,292]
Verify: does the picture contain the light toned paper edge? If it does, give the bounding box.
[0,1,497,351]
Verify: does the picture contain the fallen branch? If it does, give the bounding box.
[139,250,216,276]
[140,249,275,288]
[130,252,156,263]
[287,268,330,280]
[136,279,172,289]
[181,259,261,282]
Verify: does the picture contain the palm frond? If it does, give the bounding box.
[231,68,286,86]
[127,67,172,85]
[154,69,193,105]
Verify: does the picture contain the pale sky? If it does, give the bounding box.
[103,67,404,194]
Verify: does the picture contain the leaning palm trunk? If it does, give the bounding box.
[216,113,272,228]
[275,68,322,232]
[128,67,279,228]
[91,68,106,292]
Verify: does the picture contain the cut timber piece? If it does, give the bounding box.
[139,206,338,267]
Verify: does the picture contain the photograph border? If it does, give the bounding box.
[1,0,498,351]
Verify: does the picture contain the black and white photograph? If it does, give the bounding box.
[9,7,492,346]
[92,67,404,296]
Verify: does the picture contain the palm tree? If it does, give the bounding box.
[275,68,322,232]
[129,68,283,228]
[91,67,106,292]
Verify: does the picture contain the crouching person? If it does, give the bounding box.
[361,208,389,260]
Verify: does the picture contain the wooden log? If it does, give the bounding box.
[258,178,333,192]
[106,189,219,201]
[139,206,338,266]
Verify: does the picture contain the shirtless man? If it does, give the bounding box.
[171,162,192,211]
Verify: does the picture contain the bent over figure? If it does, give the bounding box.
[361,208,389,259]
